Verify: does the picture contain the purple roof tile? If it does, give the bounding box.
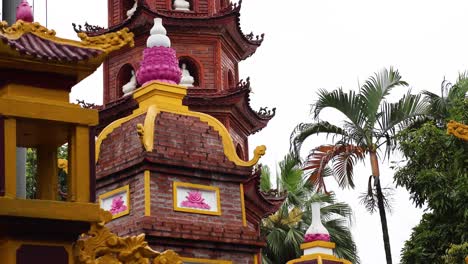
[0,33,103,62]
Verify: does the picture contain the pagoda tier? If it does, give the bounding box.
[75,1,262,60]
[184,80,275,133]
[242,166,286,224]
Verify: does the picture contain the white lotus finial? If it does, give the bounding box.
[146,18,171,48]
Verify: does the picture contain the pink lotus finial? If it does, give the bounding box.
[136,18,182,85]
[16,0,34,22]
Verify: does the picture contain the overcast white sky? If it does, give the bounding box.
[26,0,468,263]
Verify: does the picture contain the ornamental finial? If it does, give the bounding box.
[16,0,34,22]
[147,18,170,48]
[305,202,330,243]
[137,18,181,85]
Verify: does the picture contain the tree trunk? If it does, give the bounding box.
[370,151,393,264]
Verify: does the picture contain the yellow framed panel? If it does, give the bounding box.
[181,257,232,264]
[98,185,130,219]
[173,181,221,216]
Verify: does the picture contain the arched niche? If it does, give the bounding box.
[116,63,135,98]
[178,56,202,87]
[236,143,245,161]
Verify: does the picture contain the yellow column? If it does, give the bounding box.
[4,118,16,198]
[36,145,58,200]
[69,125,90,203]
[144,170,151,216]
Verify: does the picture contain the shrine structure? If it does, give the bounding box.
[0,3,184,263]
[81,0,284,263]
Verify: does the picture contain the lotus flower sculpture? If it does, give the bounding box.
[109,195,128,215]
[181,190,211,210]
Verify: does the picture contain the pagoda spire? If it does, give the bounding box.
[16,0,33,22]
[286,201,352,264]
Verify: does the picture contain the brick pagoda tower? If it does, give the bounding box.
[84,1,283,263]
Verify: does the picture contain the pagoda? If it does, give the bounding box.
[83,0,284,263]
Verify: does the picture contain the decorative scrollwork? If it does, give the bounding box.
[237,77,250,90]
[76,99,96,109]
[244,32,265,44]
[77,27,135,53]
[74,210,183,264]
[73,22,105,34]
[257,107,276,119]
[0,20,56,38]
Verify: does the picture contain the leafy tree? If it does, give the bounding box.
[260,154,359,264]
[442,243,468,264]
[26,144,68,199]
[290,68,427,264]
[395,77,467,264]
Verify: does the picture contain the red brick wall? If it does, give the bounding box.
[221,48,238,90]
[104,36,218,104]
[152,174,244,225]
[151,246,257,264]
[96,172,145,234]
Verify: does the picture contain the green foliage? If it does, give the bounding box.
[26,148,37,199]
[259,165,272,193]
[396,78,467,264]
[290,68,425,264]
[442,243,468,264]
[25,144,68,199]
[260,154,359,264]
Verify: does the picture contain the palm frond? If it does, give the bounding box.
[378,90,428,158]
[359,176,394,214]
[290,121,348,159]
[360,67,408,129]
[313,88,366,128]
[303,144,365,192]
[259,164,272,192]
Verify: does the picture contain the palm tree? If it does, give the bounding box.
[290,68,427,264]
[260,154,359,264]
[422,73,468,124]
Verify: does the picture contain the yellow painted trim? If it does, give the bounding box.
[3,118,16,198]
[173,181,221,216]
[139,104,159,151]
[0,197,100,222]
[0,20,134,54]
[95,81,266,167]
[0,97,98,125]
[286,253,352,264]
[181,257,232,264]
[300,241,336,250]
[253,254,259,264]
[144,170,151,216]
[240,184,247,227]
[98,185,130,219]
[95,112,145,161]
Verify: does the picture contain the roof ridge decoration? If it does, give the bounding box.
[0,20,134,54]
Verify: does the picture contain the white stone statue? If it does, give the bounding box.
[179,63,194,87]
[126,0,137,18]
[122,70,137,96]
[173,0,190,11]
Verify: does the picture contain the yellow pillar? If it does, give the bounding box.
[69,125,90,203]
[36,145,58,200]
[4,118,16,198]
